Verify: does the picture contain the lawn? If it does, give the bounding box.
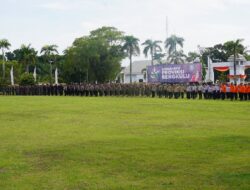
[0,96,249,190]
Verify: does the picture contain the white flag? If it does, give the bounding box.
[55,68,58,85]
[33,66,37,82]
[10,65,14,85]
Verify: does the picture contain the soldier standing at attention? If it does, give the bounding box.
[186,83,191,99]
[173,84,178,99]
[215,83,220,99]
[207,84,213,99]
[198,83,203,99]
[179,84,185,99]
[168,84,173,99]
[191,83,197,99]
[151,84,156,98]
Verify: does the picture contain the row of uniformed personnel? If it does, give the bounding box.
[0,83,187,98]
[0,83,250,100]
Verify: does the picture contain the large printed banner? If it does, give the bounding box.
[147,63,202,83]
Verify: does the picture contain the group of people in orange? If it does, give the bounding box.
[220,82,250,101]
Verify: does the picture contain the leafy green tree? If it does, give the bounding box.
[187,52,200,62]
[153,53,166,64]
[167,50,186,64]
[5,51,16,61]
[90,26,124,45]
[40,45,58,84]
[246,54,250,61]
[223,40,246,59]
[122,36,140,83]
[63,27,125,83]
[0,60,22,85]
[165,35,184,55]
[142,39,162,65]
[217,72,228,83]
[17,44,37,73]
[20,73,35,86]
[0,39,11,80]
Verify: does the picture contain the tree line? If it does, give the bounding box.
[0,26,249,85]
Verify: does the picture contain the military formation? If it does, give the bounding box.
[0,82,250,101]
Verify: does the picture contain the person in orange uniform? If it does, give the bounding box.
[220,83,227,100]
[230,82,236,101]
[248,83,250,100]
[244,83,248,101]
[238,83,245,101]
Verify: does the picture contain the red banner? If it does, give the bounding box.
[214,67,229,72]
[227,75,247,79]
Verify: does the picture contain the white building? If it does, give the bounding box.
[121,60,152,83]
[206,55,250,84]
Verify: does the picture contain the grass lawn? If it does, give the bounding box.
[0,96,249,190]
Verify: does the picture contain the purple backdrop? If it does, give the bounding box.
[147,63,202,83]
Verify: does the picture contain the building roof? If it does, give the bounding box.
[211,61,250,67]
[228,54,247,62]
[123,60,152,75]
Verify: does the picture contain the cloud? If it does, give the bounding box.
[40,2,71,11]
[2,0,250,64]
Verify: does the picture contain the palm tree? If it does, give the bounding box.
[0,39,11,80]
[142,39,162,65]
[167,50,187,64]
[19,44,37,73]
[165,35,184,55]
[122,36,140,83]
[230,39,244,84]
[40,45,58,84]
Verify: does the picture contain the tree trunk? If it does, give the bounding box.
[50,62,53,84]
[233,47,237,85]
[151,48,154,66]
[26,65,29,73]
[2,49,5,80]
[151,53,153,66]
[129,54,132,84]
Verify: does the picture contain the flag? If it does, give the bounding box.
[55,68,58,85]
[33,66,37,82]
[10,65,14,85]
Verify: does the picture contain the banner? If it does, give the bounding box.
[147,63,202,83]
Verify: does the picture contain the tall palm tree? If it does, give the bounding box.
[142,39,162,65]
[165,35,184,55]
[122,36,140,83]
[167,50,187,64]
[19,44,37,73]
[40,45,58,84]
[0,39,11,80]
[230,39,244,84]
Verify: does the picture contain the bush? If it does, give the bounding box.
[20,73,35,86]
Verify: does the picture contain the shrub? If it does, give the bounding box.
[20,73,35,86]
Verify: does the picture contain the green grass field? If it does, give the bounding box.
[0,97,249,190]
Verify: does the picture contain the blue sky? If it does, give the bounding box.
[1,0,250,65]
